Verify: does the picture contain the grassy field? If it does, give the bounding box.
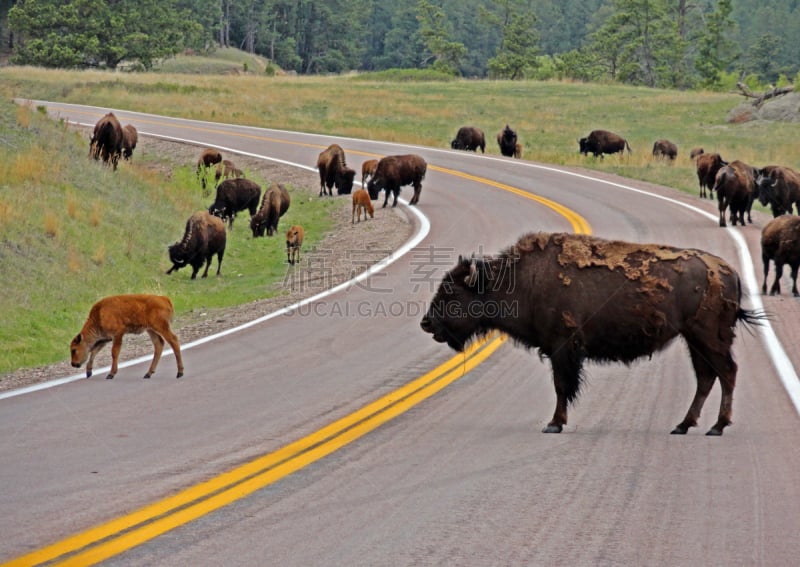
[1,52,799,374]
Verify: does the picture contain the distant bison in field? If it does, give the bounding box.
[497,125,518,157]
[761,215,800,296]
[695,152,728,199]
[286,225,304,265]
[421,232,761,436]
[196,148,223,194]
[367,154,427,208]
[652,139,677,161]
[451,126,485,153]
[690,147,705,160]
[756,165,800,217]
[209,178,261,229]
[352,188,374,223]
[578,129,631,158]
[317,144,356,196]
[250,182,290,237]
[714,160,758,227]
[167,210,227,279]
[122,124,138,161]
[89,112,124,170]
[214,159,245,189]
[70,294,184,380]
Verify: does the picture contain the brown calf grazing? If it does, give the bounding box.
[761,215,800,296]
[514,142,522,159]
[70,294,184,380]
[167,210,227,279]
[196,148,223,194]
[695,152,727,199]
[250,182,290,237]
[122,124,138,161]
[421,232,762,435]
[214,159,245,189]
[352,188,374,223]
[317,144,356,196]
[367,154,427,208]
[286,225,304,265]
[652,139,678,161]
[89,112,124,171]
[361,159,379,185]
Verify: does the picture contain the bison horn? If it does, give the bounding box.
[465,258,480,288]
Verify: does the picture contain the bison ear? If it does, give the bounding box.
[73,334,82,345]
[464,257,480,288]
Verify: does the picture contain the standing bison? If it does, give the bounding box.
[208,178,261,229]
[695,152,728,199]
[122,124,138,161]
[197,148,223,195]
[755,165,800,217]
[714,160,758,227]
[89,112,124,171]
[316,144,356,196]
[451,126,485,153]
[367,154,427,207]
[578,129,631,157]
[761,215,800,296]
[496,125,518,157]
[652,139,677,161]
[250,182,290,237]
[167,211,227,279]
[421,232,760,436]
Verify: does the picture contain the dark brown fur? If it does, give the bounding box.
[214,159,245,188]
[196,148,223,194]
[167,211,227,279]
[366,154,427,208]
[496,125,518,157]
[451,126,485,153]
[761,215,800,296]
[695,152,727,199]
[316,144,356,196]
[756,165,800,217]
[714,160,758,227]
[122,124,138,161]
[578,129,631,157]
[250,182,290,237]
[421,232,760,436]
[652,139,677,161]
[70,294,184,379]
[286,225,304,265]
[89,112,124,171]
[208,178,261,229]
[690,147,705,160]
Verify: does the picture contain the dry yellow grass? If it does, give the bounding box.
[43,210,59,238]
[66,192,79,220]
[91,244,105,266]
[89,201,102,227]
[67,244,82,273]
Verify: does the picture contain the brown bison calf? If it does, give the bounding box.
[352,188,374,223]
[361,159,379,185]
[122,124,138,161]
[761,215,800,296]
[317,144,356,196]
[421,232,761,435]
[286,225,304,265]
[367,154,427,208]
[70,294,184,380]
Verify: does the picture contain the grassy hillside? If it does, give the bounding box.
[0,100,336,374]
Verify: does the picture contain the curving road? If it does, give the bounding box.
[2,103,800,566]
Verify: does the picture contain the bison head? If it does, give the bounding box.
[166,243,189,274]
[420,256,496,352]
[366,179,380,200]
[578,137,589,155]
[755,171,779,207]
[250,216,267,238]
[336,169,356,195]
[70,333,90,369]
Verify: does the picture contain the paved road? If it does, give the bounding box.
[2,104,799,566]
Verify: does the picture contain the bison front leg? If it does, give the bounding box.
[409,182,422,205]
[107,335,124,379]
[86,339,110,378]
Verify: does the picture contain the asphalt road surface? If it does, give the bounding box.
[2,103,799,566]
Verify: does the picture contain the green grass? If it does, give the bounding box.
[0,101,334,374]
[2,50,800,373]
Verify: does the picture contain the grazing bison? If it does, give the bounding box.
[361,159,379,185]
[196,148,223,194]
[714,160,758,227]
[695,152,728,199]
[209,178,261,229]
[690,147,705,160]
[755,165,800,217]
[89,112,124,170]
[286,225,304,265]
[421,232,761,436]
[497,125,518,157]
[122,124,138,161]
[70,294,184,380]
[352,188,374,223]
[451,126,486,153]
[367,154,427,208]
[578,129,631,157]
[761,215,800,296]
[652,139,677,161]
[317,144,356,196]
[214,159,245,189]
[167,210,227,279]
[250,182,290,237]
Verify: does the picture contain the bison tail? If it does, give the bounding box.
[736,308,768,331]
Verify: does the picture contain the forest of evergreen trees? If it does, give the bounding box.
[3,0,799,90]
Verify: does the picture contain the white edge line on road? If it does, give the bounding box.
[0,131,430,401]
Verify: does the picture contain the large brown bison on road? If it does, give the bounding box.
[317,144,356,196]
[756,165,800,217]
[421,232,760,436]
[70,294,184,380]
[89,112,124,170]
[714,160,758,227]
[451,126,485,153]
[695,152,728,199]
[761,215,800,296]
[167,211,227,279]
[250,182,290,237]
[208,178,261,229]
[367,154,427,207]
[578,129,631,157]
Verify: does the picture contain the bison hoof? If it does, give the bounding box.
[670,425,689,435]
[105,374,115,380]
[705,428,724,436]
[542,424,563,433]
[143,373,151,379]
[86,370,92,378]
[176,372,184,378]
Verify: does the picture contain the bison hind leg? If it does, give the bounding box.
[144,330,165,379]
[543,346,586,433]
[674,343,736,436]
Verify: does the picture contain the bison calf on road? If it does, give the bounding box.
[167,211,227,279]
[421,232,760,436]
[578,129,631,158]
[70,294,184,380]
[317,144,356,196]
[451,126,485,153]
[250,182,290,237]
[367,154,427,208]
[761,215,800,296]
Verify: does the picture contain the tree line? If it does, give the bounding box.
[3,0,799,89]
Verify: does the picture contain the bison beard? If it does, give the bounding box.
[420,232,762,436]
